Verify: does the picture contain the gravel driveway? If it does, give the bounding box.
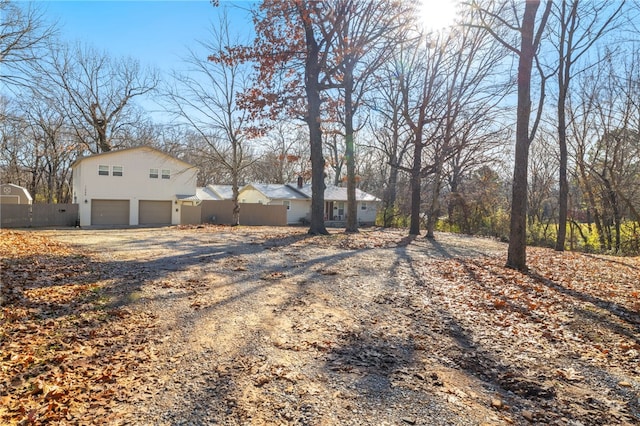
[39,226,638,425]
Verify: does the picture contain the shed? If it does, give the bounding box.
[0,184,33,205]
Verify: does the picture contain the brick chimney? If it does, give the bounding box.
[297,176,303,188]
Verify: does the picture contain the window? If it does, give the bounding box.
[283,200,290,210]
[161,169,171,179]
[361,202,367,210]
[98,165,109,176]
[112,166,123,176]
[149,168,158,179]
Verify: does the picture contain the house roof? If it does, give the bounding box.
[197,182,380,203]
[176,194,200,202]
[197,186,221,201]
[72,146,194,169]
[245,183,309,200]
[197,184,235,200]
[292,183,380,202]
[0,183,33,201]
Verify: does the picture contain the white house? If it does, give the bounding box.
[238,183,311,224]
[294,183,380,224]
[195,180,380,225]
[72,146,199,226]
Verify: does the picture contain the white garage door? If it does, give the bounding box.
[91,200,130,225]
[139,200,172,225]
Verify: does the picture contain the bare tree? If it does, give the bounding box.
[398,31,449,236]
[422,13,510,239]
[363,49,417,227]
[329,0,409,233]
[36,42,158,153]
[550,0,626,251]
[169,11,256,226]
[471,0,552,271]
[249,122,311,184]
[0,0,56,87]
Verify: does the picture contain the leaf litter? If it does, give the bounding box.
[1,226,639,425]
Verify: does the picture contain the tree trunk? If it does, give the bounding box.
[555,61,569,251]
[231,173,240,226]
[344,69,358,233]
[506,0,541,271]
[425,177,441,239]
[303,20,328,236]
[383,156,399,228]
[426,157,444,239]
[578,161,607,250]
[409,135,423,236]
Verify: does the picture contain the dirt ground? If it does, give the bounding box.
[3,226,639,425]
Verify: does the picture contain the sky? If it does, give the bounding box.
[39,1,252,74]
[31,0,456,123]
[38,0,456,75]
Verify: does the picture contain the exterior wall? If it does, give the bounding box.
[325,200,379,224]
[275,199,311,224]
[356,201,379,224]
[73,147,197,226]
[238,187,270,204]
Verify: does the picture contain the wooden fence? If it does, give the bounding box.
[1,201,285,228]
[183,200,287,226]
[1,204,79,228]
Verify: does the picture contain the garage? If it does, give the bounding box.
[139,200,172,225]
[91,200,130,225]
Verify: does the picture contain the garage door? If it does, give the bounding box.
[91,200,130,225]
[139,200,172,225]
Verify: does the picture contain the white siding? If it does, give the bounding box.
[239,187,270,204]
[356,201,379,224]
[282,199,310,224]
[73,147,197,226]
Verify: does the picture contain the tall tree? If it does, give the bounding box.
[472,0,552,271]
[398,32,449,236]
[228,1,346,235]
[365,57,413,227]
[36,42,158,153]
[170,11,255,226]
[551,0,626,251]
[0,0,56,87]
[329,0,408,233]
[423,15,509,239]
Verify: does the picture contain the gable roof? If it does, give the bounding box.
[0,183,33,202]
[72,146,194,169]
[292,183,380,202]
[244,183,309,200]
[197,184,235,200]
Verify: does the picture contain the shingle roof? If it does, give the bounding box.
[197,185,231,200]
[196,187,217,201]
[71,146,194,169]
[176,194,200,202]
[248,183,309,200]
[198,183,380,202]
[291,183,380,202]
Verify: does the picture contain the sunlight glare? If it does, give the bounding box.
[418,0,458,31]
